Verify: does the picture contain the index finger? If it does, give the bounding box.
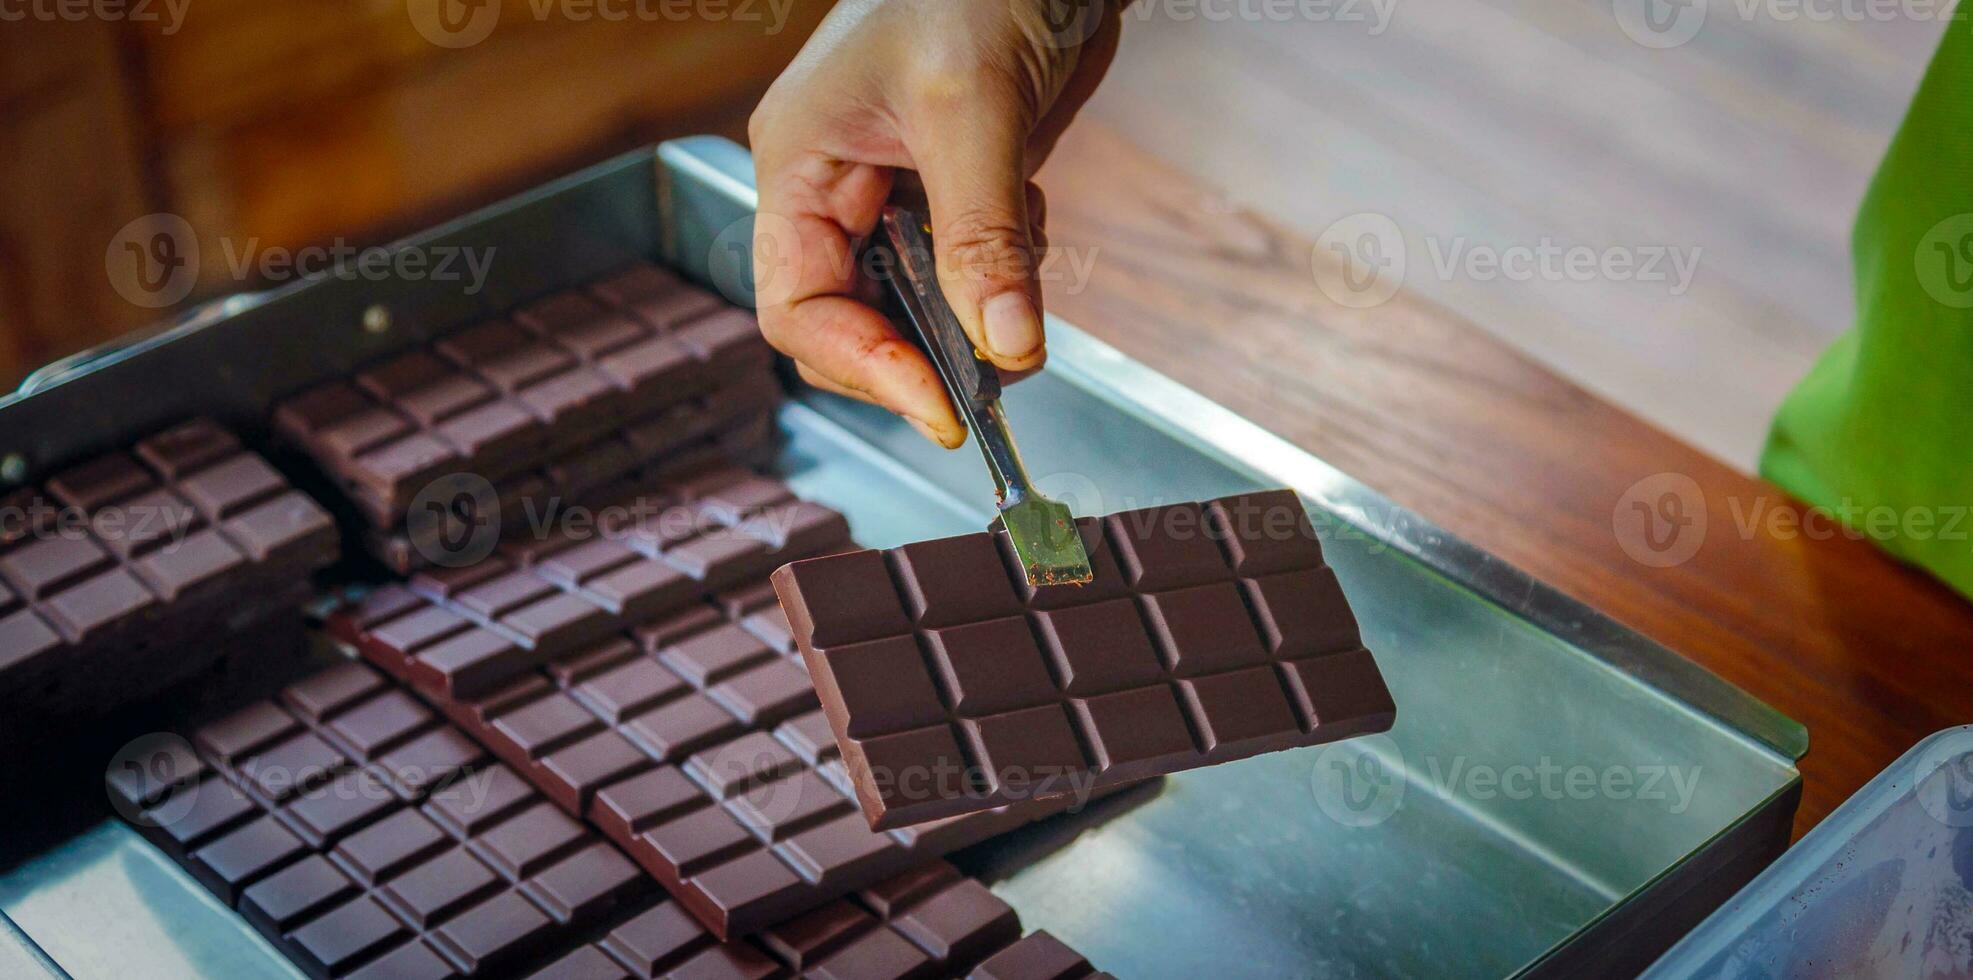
[750,149,967,448]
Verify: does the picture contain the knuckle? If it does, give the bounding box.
[907,48,989,104]
[907,50,1034,119]
[746,93,780,146]
[753,312,796,356]
[938,210,1033,281]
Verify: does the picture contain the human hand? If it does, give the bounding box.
[748,0,1123,447]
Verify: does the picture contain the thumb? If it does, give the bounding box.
[908,113,1046,371]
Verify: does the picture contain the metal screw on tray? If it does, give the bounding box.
[878,183,1094,587]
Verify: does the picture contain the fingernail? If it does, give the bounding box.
[905,415,965,449]
[983,292,1043,361]
[905,416,944,445]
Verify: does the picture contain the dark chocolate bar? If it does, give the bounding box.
[332,474,1111,940]
[0,419,337,726]
[113,660,653,978]
[526,863,1111,980]
[338,466,849,701]
[363,375,783,576]
[772,489,1397,829]
[117,660,1107,977]
[273,265,776,535]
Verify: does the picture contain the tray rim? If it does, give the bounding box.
[0,135,1808,978]
[657,135,1806,768]
[3,136,1806,767]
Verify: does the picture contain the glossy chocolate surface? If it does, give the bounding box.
[116,661,1108,978]
[334,476,1087,940]
[341,466,848,702]
[525,862,1102,980]
[114,661,648,978]
[772,490,1397,829]
[0,418,336,726]
[271,265,777,556]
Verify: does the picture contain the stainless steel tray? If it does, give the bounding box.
[0,138,1805,979]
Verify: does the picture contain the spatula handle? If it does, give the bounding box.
[878,202,1002,413]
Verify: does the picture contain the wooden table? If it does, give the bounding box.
[1036,121,1973,838]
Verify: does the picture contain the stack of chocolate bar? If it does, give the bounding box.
[336,466,848,707]
[113,659,1111,978]
[0,418,337,729]
[329,469,1107,941]
[272,265,784,572]
[527,862,1113,979]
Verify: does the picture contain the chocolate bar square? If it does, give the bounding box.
[773,489,1395,829]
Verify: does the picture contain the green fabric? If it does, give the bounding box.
[1760,14,1973,598]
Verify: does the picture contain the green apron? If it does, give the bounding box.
[1761,14,1973,598]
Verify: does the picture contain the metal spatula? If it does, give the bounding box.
[877,191,1094,588]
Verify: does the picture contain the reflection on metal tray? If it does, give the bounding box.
[0,137,1803,979]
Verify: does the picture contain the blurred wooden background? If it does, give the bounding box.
[0,0,1964,837]
[0,1,1942,470]
[1075,2,1937,469]
[0,0,834,390]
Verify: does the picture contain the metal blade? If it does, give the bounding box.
[877,198,1094,586]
